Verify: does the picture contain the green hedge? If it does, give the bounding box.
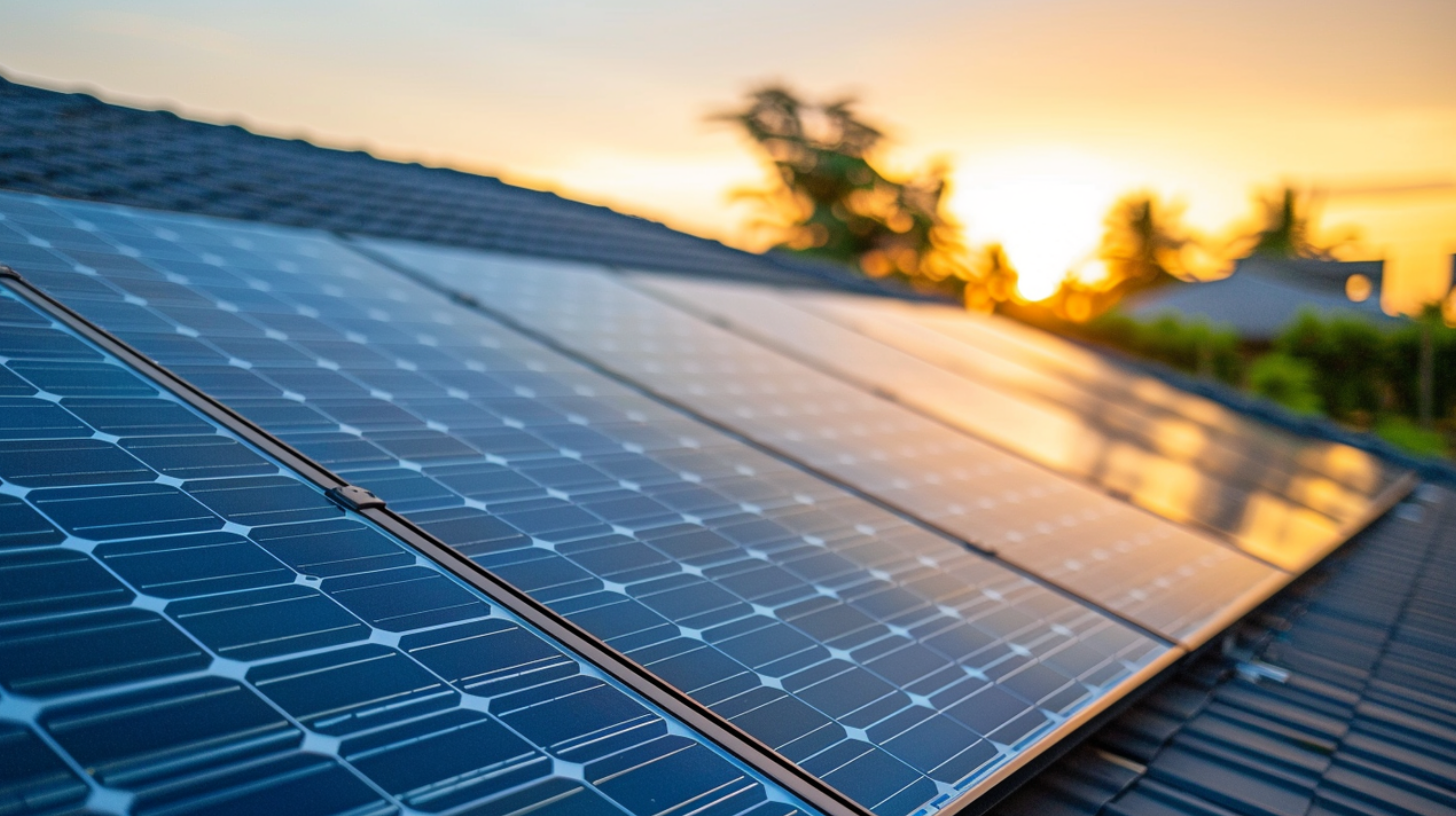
[1072,307,1455,458]
[1274,312,1387,419]
[1246,353,1322,415]
[1383,318,1456,420]
[1080,311,1243,385]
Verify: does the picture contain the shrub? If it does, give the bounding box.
[1374,415,1449,458]
[1384,315,1456,421]
[1273,311,1388,421]
[1247,353,1323,415]
[1082,310,1242,384]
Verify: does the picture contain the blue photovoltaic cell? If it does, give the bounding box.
[0,285,815,816]
[363,240,1284,646]
[0,192,1170,816]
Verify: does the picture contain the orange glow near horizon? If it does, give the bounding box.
[0,1,1452,310]
[941,149,1125,301]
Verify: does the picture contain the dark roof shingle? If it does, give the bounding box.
[990,486,1456,816]
[0,73,886,293]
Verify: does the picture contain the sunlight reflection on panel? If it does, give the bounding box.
[796,293,1391,507]
[630,277,1407,573]
[781,293,1403,531]
[889,299,1396,497]
[882,307,1397,521]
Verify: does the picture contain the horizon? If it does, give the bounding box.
[3,0,1453,310]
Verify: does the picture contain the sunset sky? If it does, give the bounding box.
[3,0,1452,308]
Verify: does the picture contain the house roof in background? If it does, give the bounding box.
[0,72,891,294]
[1124,257,1400,341]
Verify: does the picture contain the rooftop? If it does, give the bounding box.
[1125,257,1401,342]
[0,76,1451,816]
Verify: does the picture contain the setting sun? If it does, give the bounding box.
[945,149,1125,301]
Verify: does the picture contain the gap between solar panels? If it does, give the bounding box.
[0,192,1185,816]
[0,269,850,816]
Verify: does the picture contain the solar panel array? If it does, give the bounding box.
[0,190,1414,816]
[0,193,1182,816]
[364,242,1288,647]
[0,285,817,816]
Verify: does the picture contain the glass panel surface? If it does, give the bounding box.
[0,287,816,816]
[0,193,1170,816]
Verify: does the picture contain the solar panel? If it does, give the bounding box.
[0,192,1173,816]
[363,240,1288,647]
[0,286,818,816]
[659,280,1407,571]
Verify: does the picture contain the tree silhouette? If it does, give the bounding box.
[1241,186,1354,259]
[716,85,969,295]
[1042,192,1200,321]
[963,243,1018,313]
[1097,192,1197,296]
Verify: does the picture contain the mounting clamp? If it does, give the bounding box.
[326,484,387,511]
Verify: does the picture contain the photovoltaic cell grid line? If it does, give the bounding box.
[364,240,1284,648]
[0,285,818,816]
[0,192,1172,816]
[763,284,1409,570]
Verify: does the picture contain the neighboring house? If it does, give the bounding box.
[1,75,1453,816]
[1124,257,1401,342]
